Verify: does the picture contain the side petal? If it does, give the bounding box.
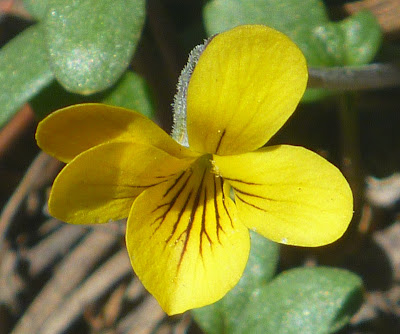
[36,103,195,163]
[126,160,250,315]
[187,25,308,155]
[212,145,353,247]
[49,141,194,224]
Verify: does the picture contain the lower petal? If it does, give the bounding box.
[126,159,250,315]
[212,145,353,247]
[49,141,194,224]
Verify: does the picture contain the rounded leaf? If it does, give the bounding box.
[0,25,53,128]
[340,10,382,66]
[102,71,154,119]
[192,231,279,334]
[44,0,145,94]
[203,0,328,37]
[203,0,382,103]
[23,0,51,20]
[234,267,363,334]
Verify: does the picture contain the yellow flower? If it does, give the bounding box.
[35,25,353,315]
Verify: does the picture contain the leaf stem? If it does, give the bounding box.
[338,93,363,214]
[308,63,400,90]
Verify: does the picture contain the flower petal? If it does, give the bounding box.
[212,145,353,247]
[36,103,195,163]
[126,158,250,315]
[49,141,194,224]
[186,25,308,155]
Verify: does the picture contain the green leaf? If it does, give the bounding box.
[306,11,382,67]
[340,10,383,65]
[44,0,146,94]
[204,0,328,37]
[233,267,363,334]
[192,231,280,334]
[102,71,154,119]
[22,0,51,20]
[306,23,346,67]
[31,71,154,120]
[204,0,382,102]
[302,88,331,103]
[30,80,86,120]
[0,25,53,128]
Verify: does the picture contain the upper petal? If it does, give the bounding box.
[212,145,353,247]
[49,140,194,224]
[126,157,250,315]
[187,25,308,155]
[36,103,195,163]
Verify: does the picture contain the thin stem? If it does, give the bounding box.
[308,63,400,90]
[338,93,363,215]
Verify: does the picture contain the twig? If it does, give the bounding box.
[174,312,193,334]
[81,282,128,331]
[0,152,55,248]
[0,249,25,313]
[39,250,132,334]
[307,63,400,90]
[123,276,146,302]
[102,283,128,328]
[81,219,126,237]
[0,0,31,19]
[36,217,64,236]
[117,295,165,334]
[11,228,119,334]
[344,0,400,36]
[374,221,400,281]
[25,223,88,277]
[0,104,34,158]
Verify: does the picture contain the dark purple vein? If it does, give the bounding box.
[235,193,268,212]
[215,129,226,154]
[200,187,212,256]
[177,169,207,271]
[220,178,234,228]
